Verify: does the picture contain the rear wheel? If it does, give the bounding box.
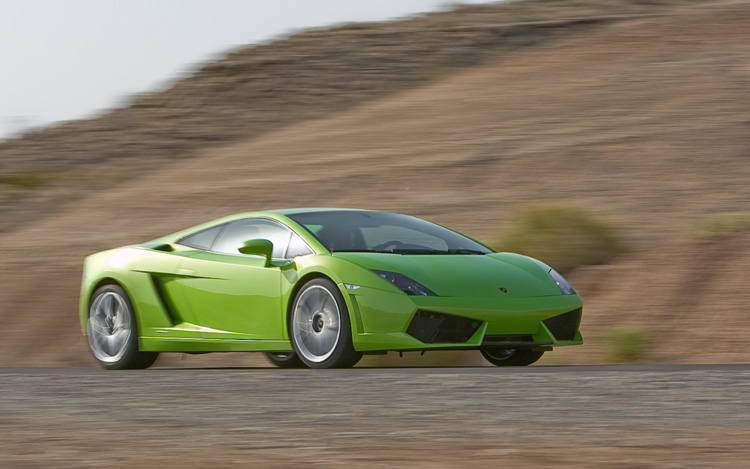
[481,348,544,367]
[264,351,304,368]
[290,278,360,369]
[87,284,158,370]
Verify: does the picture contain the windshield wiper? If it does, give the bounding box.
[386,248,438,254]
[332,248,487,255]
[373,248,486,255]
[445,248,487,255]
[358,248,435,254]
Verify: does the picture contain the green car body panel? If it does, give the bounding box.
[80,209,583,356]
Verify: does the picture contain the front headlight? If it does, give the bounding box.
[372,270,436,296]
[548,268,576,295]
[528,258,576,295]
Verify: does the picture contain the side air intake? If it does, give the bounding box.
[543,308,581,341]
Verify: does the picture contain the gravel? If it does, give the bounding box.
[1,365,749,467]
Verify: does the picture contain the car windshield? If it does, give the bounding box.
[287,210,493,254]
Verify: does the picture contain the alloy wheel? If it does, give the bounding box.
[292,285,342,363]
[88,291,133,363]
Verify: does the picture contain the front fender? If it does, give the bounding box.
[280,254,399,339]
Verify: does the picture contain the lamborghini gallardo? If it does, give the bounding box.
[80,209,583,369]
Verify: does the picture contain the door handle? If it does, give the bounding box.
[177,268,196,276]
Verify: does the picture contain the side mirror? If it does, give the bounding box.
[238,239,273,266]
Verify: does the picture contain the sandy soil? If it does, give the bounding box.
[1,1,750,366]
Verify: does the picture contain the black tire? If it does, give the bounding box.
[480,348,544,367]
[289,278,360,369]
[87,284,159,370]
[264,351,305,368]
[342,351,364,368]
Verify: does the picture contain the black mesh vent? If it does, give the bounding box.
[406,310,482,344]
[543,308,581,341]
[482,335,534,346]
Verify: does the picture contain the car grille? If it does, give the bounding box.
[482,335,534,346]
[406,310,482,344]
[543,308,581,341]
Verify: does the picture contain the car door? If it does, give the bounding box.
[176,218,293,340]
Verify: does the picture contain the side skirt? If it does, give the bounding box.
[140,337,293,353]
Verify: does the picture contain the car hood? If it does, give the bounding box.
[333,252,561,298]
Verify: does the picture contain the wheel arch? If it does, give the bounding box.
[82,276,145,337]
[285,271,359,342]
[89,277,122,299]
[285,271,335,323]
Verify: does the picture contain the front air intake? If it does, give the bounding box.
[482,335,535,347]
[543,308,581,341]
[406,310,482,344]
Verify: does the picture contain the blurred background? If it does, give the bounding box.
[1,0,749,368]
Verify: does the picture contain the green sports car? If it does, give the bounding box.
[80,209,582,369]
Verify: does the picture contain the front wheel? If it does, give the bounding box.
[87,284,158,370]
[481,348,544,366]
[290,278,360,369]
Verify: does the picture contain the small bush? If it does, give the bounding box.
[495,202,622,273]
[689,212,750,241]
[605,326,649,363]
[1,169,52,188]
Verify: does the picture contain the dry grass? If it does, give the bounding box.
[1,169,52,188]
[605,326,649,363]
[689,212,750,241]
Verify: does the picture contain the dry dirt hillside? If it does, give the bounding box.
[1,0,749,366]
[0,0,717,234]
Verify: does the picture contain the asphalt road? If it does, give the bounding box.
[2,365,749,468]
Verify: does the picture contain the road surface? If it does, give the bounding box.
[1,364,749,467]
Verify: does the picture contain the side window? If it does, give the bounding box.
[213,219,291,258]
[177,224,226,250]
[285,233,313,259]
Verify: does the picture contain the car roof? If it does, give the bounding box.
[151,209,384,244]
[266,208,380,216]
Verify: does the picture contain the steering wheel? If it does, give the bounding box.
[372,240,406,251]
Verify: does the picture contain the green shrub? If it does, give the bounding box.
[689,212,750,241]
[605,326,649,363]
[1,169,52,188]
[495,202,622,273]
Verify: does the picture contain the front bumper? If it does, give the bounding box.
[345,286,583,351]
